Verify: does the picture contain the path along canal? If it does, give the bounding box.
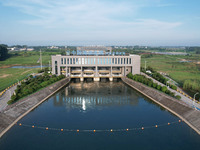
[0,81,200,150]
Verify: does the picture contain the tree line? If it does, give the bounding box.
[0,44,8,60]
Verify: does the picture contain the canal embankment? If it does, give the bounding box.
[122,77,200,135]
[0,77,70,138]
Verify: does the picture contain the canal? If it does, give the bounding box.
[0,81,200,150]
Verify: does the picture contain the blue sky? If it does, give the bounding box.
[0,0,200,46]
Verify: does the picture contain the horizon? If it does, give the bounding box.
[0,0,200,46]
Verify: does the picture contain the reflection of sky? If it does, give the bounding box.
[53,82,139,112]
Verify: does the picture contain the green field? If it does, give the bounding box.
[141,54,200,86]
[1,51,200,94]
[0,51,57,67]
[0,51,54,92]
[0,68,39,92]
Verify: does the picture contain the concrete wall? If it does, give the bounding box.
[0,78,70,138]
[122,77,200,135]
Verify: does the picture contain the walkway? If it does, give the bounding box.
[141,72,200,110]
[0,85,17,112]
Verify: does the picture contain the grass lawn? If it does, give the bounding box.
[0,68,39,92]
[0,52,53,67]
[141,54,200,85]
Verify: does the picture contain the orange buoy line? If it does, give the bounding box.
[16,120,182,133]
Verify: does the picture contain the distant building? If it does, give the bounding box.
[77,46,112,55]
[51,46,141,81]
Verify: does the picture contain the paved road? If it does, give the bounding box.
[0,85,17,112]
[141,72,200,110]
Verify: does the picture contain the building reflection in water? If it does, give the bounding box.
[53,81,139,112]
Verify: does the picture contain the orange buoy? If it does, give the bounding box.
[110,129,113,132]
[94,130,96,132]
[168,123,170,125]
[155,125,158,128]
[46,127,48,130]
[19,123,22,126]
[32,125,35,128]
[61,129,63,132]
[141,127,144,130]
[126,128,129,131]
[77,129,79,132]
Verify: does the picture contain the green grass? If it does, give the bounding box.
[0,68,39,92]
[141,54,200,85]
[0,51,55,67]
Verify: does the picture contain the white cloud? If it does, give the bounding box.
[0,0,184,45]
[1,0,181,29]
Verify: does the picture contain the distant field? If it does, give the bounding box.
[0,68,39,92]
[0,51,55,92]
[0,51,55,67]
[141,54,200,85]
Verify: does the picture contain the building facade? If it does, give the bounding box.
[51,47,140,81]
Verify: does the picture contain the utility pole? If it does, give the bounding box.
[145,61,147,72]
[40,49,42,70]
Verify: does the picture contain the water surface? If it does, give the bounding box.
[0,81,200,150]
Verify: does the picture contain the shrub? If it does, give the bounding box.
[175,95,181,100]
[157,85,161,90]
[161,86,167,93]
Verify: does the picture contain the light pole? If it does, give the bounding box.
[16,79,19,85]
[7,90,12,97]
[193,92,199,109]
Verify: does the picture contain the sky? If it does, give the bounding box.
[0,0,200,46]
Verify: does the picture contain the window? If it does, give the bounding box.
[115,58,117,64]
[67,58,69,64]
[55,61,58,74]
[64,58,66,64]
[129,58,131,64]
[118,58,120,64]
[61,58,63,64]
[121,58,123,64]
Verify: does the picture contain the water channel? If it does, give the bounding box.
[0,81,200,150]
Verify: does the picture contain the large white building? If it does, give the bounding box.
[51,46,140,81]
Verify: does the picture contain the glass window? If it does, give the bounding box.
[94,58,96,64]
[115,58,117,64]
[118,58,120,64]
[112,58,114,64]
[55,61,58,74]
[124,58,126,64]
[64,58,66,64]
[78,58,81,64]
[121,58,123,64]
[82,58,84,64]
[61,58,63,64]
[67,58,69,64]
[129,58,131,64]
[70,58,72,64]
[127,58,128,64]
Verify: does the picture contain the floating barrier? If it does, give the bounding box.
[16,120,182,133]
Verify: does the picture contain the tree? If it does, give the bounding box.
[0,44,8,60]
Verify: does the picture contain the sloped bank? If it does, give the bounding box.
[122,77,200,135]
[0,77,70,138]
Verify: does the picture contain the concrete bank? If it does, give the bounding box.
[122,77,200,135]
[0,77,70,138]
